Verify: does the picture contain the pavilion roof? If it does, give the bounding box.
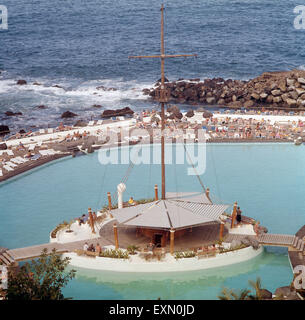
[110,192,230,230]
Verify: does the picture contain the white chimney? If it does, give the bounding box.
[117,183,126,209]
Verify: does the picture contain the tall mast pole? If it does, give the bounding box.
[128,4,197,200]
[160,4,166,199]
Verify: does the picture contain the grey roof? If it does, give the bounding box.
[111,194,230,230]
[166,192,212,204]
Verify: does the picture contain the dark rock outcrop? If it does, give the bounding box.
[74,120,87,127]
[101,107,134,118]
[61,111,78,118]
[5,111,22,116]
[36,105,47,109]
[202,110,213,118]
[0,143,7,150]
[260,289,273,300]
[241,236,260,250]
[0,125,10,136]
[185,110,195,118]
[16,79,27,85]
[143,69,305,110]
[52,84,64,89]
[96,86,117,91]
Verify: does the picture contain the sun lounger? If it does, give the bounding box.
[15,156,27,163]
[39,149,57,156]
[0,169,2,176]
[117,116,125,121]
[10,158,21,165]
[31,154,41,161]
[6,161,17,168]
[96,120,103,125]
[3,165,14,172]
[6,150,14,156]
[39,150,49,156]
[28,144,36,151]
[39,129,45,134]
[47,128,54,134]
[88,121,95,126]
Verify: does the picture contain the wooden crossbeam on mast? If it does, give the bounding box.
[129,4,197,200]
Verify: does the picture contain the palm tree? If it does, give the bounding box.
[218,287,251,300]
[248,277,263,300]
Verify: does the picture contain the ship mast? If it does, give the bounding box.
[129,4,197,199]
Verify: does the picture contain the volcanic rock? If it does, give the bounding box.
[167,105,180,114]
[297,77,305,85]
[286,78,295,86]
[271,89,281,96]
[241,236,260,250]
[295,88,305,96]
[0,125,10,136]
[5,111,22,116]
[286,98,297,107]
[202,110,213,118]
[206,97,216,104]
[143,69,305,109]
[244,100,255,108]
[16,79,27,85]
[0,143,7,150]
[61,111,78,118]
[36,105,47,109]
[52,85,64,89]
[96,85,117,91]
[101,107,134,118]
[185,110,195,118]
[260,289,273,300]
[74,120,87,127]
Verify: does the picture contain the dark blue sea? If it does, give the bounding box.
[1,0,305,131]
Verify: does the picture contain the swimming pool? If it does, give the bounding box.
[0,143,304,299]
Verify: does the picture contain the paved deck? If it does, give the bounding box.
[1,222,303,270]
[0,238,112,265]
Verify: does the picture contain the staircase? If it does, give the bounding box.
[0,250,15,267]
[292,236,305,252]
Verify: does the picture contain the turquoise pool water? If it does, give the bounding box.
[0,143,304,299]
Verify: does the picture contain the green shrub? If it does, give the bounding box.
[99,249,129,259]
[174,251,196,260]
[51,221,69,238]
[127,245,139,255]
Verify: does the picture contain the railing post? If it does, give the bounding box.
[170,228,175,255]
[113,223,119,249]
[154,184,158,201]
[219,222,225,241]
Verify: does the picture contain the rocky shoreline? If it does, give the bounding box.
[143,69,305,110]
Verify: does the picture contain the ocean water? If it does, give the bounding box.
[1,0,305,131]
[0,143,304,299]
